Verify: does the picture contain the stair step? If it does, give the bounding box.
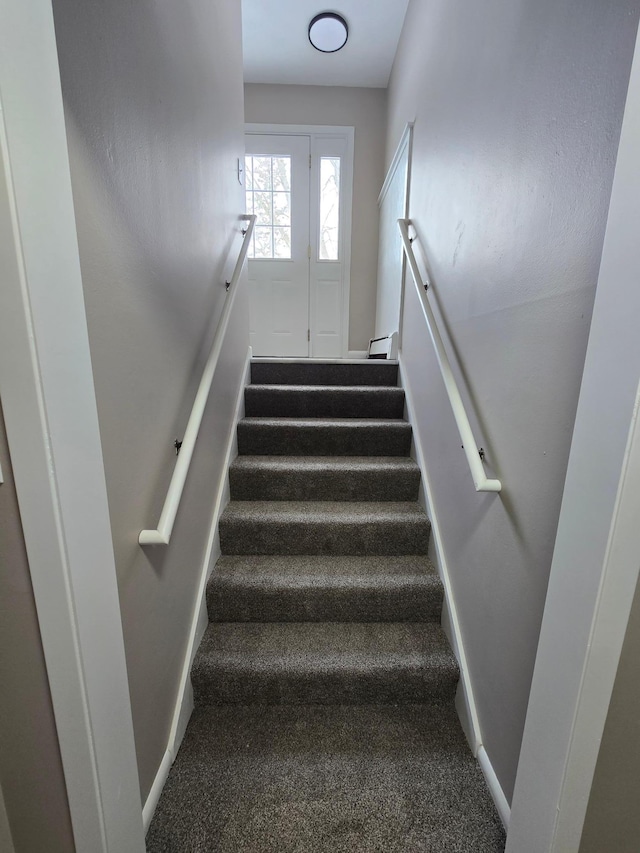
[250,360,398,387]
[244,385,405,419]
[219,501,430,556]
[191,622,459,705]
[237,417,412,456]
[208,555,443,622]
[229,455,421,502]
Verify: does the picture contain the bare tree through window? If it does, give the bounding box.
[319,157,340,260]
[245,155,291,258]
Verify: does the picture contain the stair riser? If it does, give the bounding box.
[251,361,398,387]
[245,387,405,419]
[192,668,458,706]
[238,421,412,456]
[219,517,430,556]
[229,467,420,502]
[208,585,443,623]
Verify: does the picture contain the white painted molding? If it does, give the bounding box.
[142,749,173,832]
[399,355,482,753]
[347,350,368,360]
[551,380,640,850]
[0,4,144,850]
[478,746,511,829]
[142,346,251,832]
[400,355,510,827]
[378,122,414,207]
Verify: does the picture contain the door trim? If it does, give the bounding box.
[0,2,145,849]
[246,123,354,357]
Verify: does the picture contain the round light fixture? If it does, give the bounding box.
[308,12,349,53]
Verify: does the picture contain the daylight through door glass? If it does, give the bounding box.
[319,157,340,261]
[245,155,292,259]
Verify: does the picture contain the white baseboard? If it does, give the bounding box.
[347,349,368,359]
[142,345,251,833]
[399,353,511,829]
[398,354,482,754]
[478,746,511,828]
[142,749,172,831]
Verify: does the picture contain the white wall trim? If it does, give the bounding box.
[245,123,354,357]
[378,122,413,207]
[399,354,510,829]
[399,355,482,752]
[347,350,368,360]
[478,746,512,828]
[142,345,251,832]
[0,4,145,850]
[550,380,640,850]
[142,749,173,833]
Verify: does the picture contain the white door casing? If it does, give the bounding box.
[246,124,354,358]
[0,1,145,850]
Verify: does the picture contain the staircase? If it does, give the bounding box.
[146,360,506,853]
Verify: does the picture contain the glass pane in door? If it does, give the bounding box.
[245,155,292,259]
[319,157,341,261]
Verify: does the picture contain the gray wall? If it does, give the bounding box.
[507,24,640,849]
[244,83,387,352]
[52,0,248,800]
[387,0,639,801]
[579,577,640,852]
[0,403,75,853]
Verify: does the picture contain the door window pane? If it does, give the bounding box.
[319,157,340,261]
[245,155,292,259]
[274,227,291,258]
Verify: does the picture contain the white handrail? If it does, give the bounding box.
[398,218,501,493]
[139,214,257,545]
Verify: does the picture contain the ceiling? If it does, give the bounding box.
[242,0,410,88]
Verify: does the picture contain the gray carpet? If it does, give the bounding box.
[207,555,444,622]
[145,703,505,853]
[146,360,506,852]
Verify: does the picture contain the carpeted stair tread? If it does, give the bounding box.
[229,455,421,501]
[191,622,459,705]
[146,703,506,853]
[219,500,430,555]
[251,360,399,387]
[245,384,405,418]
[237,417,412,456]
[208,555,443,622]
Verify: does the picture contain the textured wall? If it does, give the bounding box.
[244,83,387,351]
[52,0,248,800]
[387,0,639,802]
[0,404,75,853]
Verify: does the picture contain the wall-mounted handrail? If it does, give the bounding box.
[398,218,501,493]
[139,214,257,545]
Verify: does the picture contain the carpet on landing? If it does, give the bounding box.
[146,702,506,853]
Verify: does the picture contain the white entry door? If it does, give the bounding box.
[246,128,353,358]
[245,134,311,357]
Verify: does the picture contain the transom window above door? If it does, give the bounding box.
[245,155,292,259]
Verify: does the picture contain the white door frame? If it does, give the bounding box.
[246,123,354,357]
[0,2,145,850]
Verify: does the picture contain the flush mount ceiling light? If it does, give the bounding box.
[308,12,349,53]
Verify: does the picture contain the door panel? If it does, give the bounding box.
[309,136,348,358]
[246,134,310,357]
